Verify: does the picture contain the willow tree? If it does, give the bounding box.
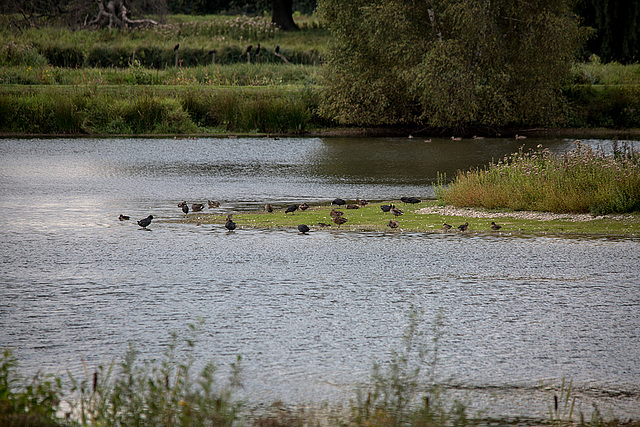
[317,0,587,129]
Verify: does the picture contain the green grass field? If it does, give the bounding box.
[174,200,640,237]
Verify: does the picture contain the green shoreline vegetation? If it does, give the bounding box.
[178,200,640,237]
[3,316,639,427]
[2,11,640,135]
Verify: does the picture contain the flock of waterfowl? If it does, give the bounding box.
[120,197,503,234]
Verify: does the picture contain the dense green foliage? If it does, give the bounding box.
[575,0,640,64]
[0,14,327,69]
[318,0,588,129]
[0,84,322,134]
[438,142,640,215]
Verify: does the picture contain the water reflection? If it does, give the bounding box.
[0,136,639,421]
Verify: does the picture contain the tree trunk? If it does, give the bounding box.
[87,0,157,31]
[272,0,298,31]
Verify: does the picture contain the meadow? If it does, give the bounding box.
[2,13,640,134]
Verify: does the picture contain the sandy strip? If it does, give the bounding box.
[415,206,622,222]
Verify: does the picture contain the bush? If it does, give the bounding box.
[0,41,48,67]
[565,85,640,128]
[41,45,85,68]
[0,350,64,427]
[438,142,640,214]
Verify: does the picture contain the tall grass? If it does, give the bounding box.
[0,14,329,68]
[0,63,319,86]
[348,309,471,427]
[438,142,640,215]
[572,61,640,85]
[67,321,243,426]
[0,85,322,134]
[2,317,639,426]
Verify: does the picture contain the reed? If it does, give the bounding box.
[0,63,319,86]
[438,142,640,215]
[3,322,640,426]
[347,309,472,427]
[0,85,320,134]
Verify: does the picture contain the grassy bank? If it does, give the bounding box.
[2,16,640,134]
[0,83,324,134]
[438,142,640,216]
[172,200,640,237]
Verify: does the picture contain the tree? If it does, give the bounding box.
[575,0,640,63]
[0,0,166,30]
[87,0,159,30]
[272,0,298,30]
[170,0,305,30]
[317,0,588,129]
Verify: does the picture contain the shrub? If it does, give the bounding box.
[438,142,640,214]
[0,349,64,427]
[0,41,47,67]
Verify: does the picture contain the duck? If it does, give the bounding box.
[332,216,348,227]
[317,222,330,227]
[329,209,344,218]
[407,197,421,204]
[137,215,153,229]
[265,203,274,212]
[191,203,204,212]
[387,220,399,229]
[119,214,130,221]
[381,204,394,212]
[297,224,310,234]
[458,222,469,232]
[491,221,502,230]
[442,223,452,231]
[225,214,236,232]
[181,203,189,215]
[390,207,404,216]
[299,203,309,211]
[331,198,346,207]
[346,204,359,209]
[356,198,369,206]
[515,134,527,140]
[208,200,220,208]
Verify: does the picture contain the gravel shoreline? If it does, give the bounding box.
[415,206,630,222]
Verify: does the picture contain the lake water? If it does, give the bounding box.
[1,136,639,423]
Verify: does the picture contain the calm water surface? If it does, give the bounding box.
[1,136,639,421]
